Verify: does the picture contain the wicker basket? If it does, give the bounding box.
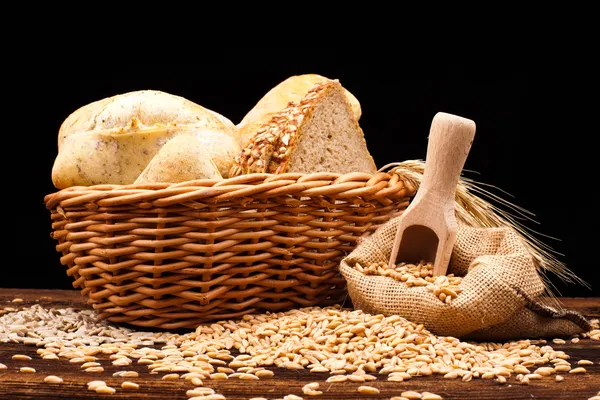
[44,171,415,329]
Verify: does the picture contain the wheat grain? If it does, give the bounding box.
[187,388,215,397]
[95,386,116,394]
[121,381,139,389]
[87,381,106,390]
[401,391,423,399]
[255,369,274,378]
[422,393,443,400]
[569,367,587,374]
[357,385,379,394]
[283,395,303,400]
[191,377,204,386]
[81,362,101,369]
[113,370,139,378]
[44,375,63,383]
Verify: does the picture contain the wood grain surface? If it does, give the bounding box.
[1,289,598,400]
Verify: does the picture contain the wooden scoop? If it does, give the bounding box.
[389,112,476,276]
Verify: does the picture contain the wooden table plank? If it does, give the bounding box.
[1,289,599,400]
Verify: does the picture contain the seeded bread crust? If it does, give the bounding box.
[229,81,330,177]
[237,74,362,148]
[267,81,375,174]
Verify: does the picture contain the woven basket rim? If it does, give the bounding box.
[45,171,414,210]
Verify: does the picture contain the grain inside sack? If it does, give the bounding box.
[341,161,593,340]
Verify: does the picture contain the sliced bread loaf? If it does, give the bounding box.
[237,74,362,147]
[230,80,377,176]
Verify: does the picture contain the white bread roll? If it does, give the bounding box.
[52,90,239,188]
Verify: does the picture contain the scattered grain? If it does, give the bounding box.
[401,391,423,399]
[443,371,458,379]
[569,367,586,374]
[302,382,322,396]
[191,377,204,386]
[44,375,63,383]
[121,381,139,390]
[282,396,303,400]
[95,386,116,394]
[422,393,443,400]
[0,302,591,396]
[81,362,101,369]
[348,374,366,382]
[534,367,555,376]
[87,381,107,390]
[255,369,274,378]
[357,385,379,395]
[187,388,215,397]
[113,371,139,378]
[85,366,104,373]
[326,375,347,383]
[238,373,259,380]
[112,357,132,366]
[20,367,35,373]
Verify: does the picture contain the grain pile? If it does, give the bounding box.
[1,304,598,399]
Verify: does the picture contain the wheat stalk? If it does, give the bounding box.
[381,160,588,303]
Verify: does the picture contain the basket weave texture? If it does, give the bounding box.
[44,171,414,329]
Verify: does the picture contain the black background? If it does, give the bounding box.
[9,58,598,297]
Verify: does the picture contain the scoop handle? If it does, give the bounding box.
[416,112,476,204]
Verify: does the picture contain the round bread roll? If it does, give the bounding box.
[134,134,222,184]
[52,90,238,189]
[194,129,241,179]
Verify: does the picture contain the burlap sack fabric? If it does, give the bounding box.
[341,167,592,341]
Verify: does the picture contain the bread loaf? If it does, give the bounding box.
[134,134,222,184]
[52,90,239,189]
[230,80,377,176]
[237,74,361,147]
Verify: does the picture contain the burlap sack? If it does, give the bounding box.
[340,212,592,341]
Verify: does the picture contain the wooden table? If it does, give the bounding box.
[1,289,598,400]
